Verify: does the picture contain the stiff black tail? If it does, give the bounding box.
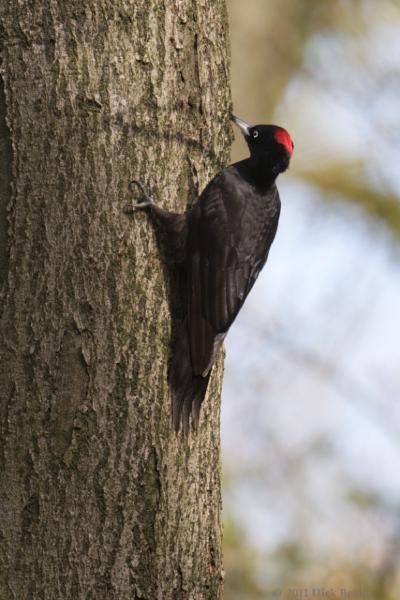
[169,320,211,434]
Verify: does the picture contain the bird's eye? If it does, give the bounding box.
[252,130,259,139]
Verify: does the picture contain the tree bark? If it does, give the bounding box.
[0,1,232,598]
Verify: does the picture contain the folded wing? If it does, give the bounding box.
[188,174,280,377]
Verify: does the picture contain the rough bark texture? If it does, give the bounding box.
[0,2,232,598]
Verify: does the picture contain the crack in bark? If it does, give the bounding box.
[51,329,89,459]
[0,74,12,289]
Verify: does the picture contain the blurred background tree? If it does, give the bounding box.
[223,0,400,598]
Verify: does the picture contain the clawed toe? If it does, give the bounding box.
[129,180,155,204]
[129,179,145,195]
[124,180,156,215]
[123,203,137,214]
[123,200,152,214]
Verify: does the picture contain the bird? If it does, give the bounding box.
[126,115,294,433]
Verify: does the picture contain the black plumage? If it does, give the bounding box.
[127,115,294,433]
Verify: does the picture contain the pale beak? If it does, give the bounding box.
[231,115,251,137]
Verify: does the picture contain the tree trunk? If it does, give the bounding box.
[0,2,232,598]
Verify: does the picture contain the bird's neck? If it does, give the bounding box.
[236,157,277,189]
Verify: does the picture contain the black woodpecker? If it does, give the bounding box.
[127,115,294,433]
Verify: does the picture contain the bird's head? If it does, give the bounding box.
[232,115,294,177]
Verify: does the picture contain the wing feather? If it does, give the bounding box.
[188,172,280,376]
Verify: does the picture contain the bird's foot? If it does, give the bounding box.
[124,180,156,214]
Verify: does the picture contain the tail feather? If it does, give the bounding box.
[169,320,211,433]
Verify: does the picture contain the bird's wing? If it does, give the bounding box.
[188,177,280,377]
